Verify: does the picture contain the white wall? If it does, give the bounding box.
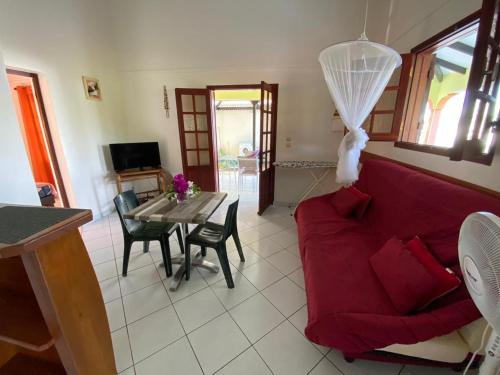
[0,0,128,217]
[5,0,487,212]
[365,0,500,192]
[0,51,39,205]
[109,0,366,204]
[118,68,341,203]
[216,109,255,157]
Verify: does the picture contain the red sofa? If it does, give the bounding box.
[295,159,500,356]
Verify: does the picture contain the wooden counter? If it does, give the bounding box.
[0,205,116,374]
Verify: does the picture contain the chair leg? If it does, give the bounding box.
[232,229,245,262]
[217,243,234,288]
[185,242,191,281]
[201,246,207,257]
[160,236,172,278]
[122,240,133,276]
[143,241,150,253]
[175,226,185,254]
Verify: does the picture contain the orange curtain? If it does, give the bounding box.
[16,86,55,186]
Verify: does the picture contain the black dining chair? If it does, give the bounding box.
[114,190,184,278]
[184,199,244,288]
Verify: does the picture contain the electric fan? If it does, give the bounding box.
[459,212,500,374]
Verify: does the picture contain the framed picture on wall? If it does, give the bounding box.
[82,76,101,100]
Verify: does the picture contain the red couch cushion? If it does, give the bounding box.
[354,160,500,265]
[370,237,438,314]
[331,186,371,219]
[407,236,461,307]
[295,159,500,353]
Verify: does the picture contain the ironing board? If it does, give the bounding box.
[273,160,337,212]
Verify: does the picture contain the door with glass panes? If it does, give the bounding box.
[175,88,217,191]
[258,82,278,215]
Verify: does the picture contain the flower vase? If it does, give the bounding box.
[176,193,187,205]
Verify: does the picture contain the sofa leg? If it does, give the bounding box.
[452,356,480,372]
[343,355,354,363]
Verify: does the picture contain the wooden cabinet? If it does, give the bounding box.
[116,168,169,202]
[0,206,116,374]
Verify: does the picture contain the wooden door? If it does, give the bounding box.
[258,82,278,215]
[175,88,217,191]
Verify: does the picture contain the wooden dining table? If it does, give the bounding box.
[123,191,227,291]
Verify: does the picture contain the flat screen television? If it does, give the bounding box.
[109,142,161,171]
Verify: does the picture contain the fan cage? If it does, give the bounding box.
[459,213,500,329]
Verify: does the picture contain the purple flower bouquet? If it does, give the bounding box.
[166,173,200,202]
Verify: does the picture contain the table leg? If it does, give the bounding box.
[165,223,220,292]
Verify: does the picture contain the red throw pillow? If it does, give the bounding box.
[331,186,371,219]
[406,236,461,307]
[370,237,438,314]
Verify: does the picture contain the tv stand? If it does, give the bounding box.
[115,168,169,201]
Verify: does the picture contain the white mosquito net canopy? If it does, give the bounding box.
[319,37,401,185]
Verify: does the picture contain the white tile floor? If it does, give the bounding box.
[83,200,476,375]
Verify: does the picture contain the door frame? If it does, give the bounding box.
[6,68,70,207]
[207,84,262,91]
[207,84,262,193]
[207,83,278,213]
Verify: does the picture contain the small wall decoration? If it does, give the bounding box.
[82,76,102,100]
[163,85,170,118]
[332,109,344,132]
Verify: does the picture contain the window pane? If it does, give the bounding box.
[182,95,193,112]
[372,114,394,133]
[483,127,495,154]
[376,90,397,111]
[407,28,476,147]
[488,54,500,96]
[194,95,206,112]
[388,66,401,86]
[419,93,466,147]
[196,114,208,131]
[199,151,210,166]
[478,101,491,139]
[468,99,482,140]
[184,114,195,131]
[481,47,492,91]
[187,151,198,166]
[198,132,209,149]
[267,133,271,151]
[185,133,197,149]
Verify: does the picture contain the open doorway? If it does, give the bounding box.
[213,88,261,205]
[7,69,69,207]
[175,82,277,214]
